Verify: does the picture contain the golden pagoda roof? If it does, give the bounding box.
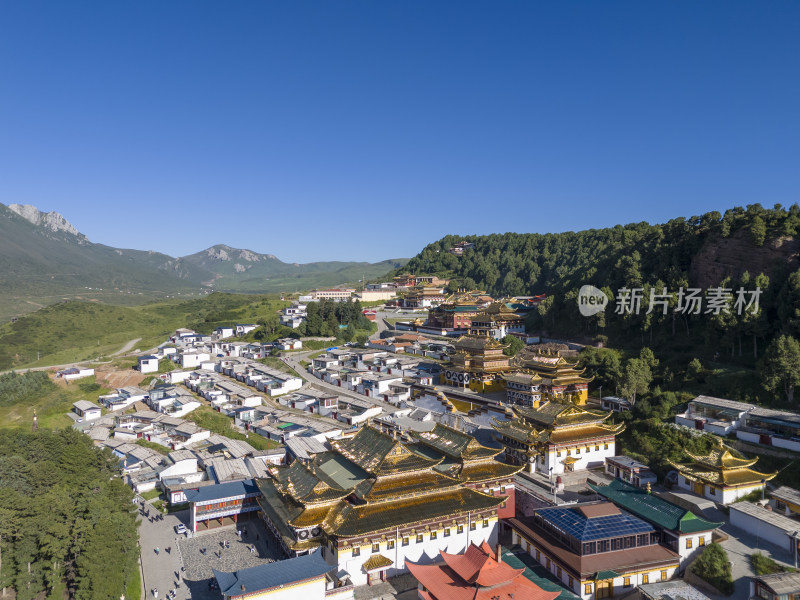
[668,461,777,487]
[331,426,442,476]
[410,423,502,461]
[669,440,777,487]
[363,554,394,572]
[684,440,759,469]
[323,487,504,538]
[457,460,523,483]
[453,335,507,351]
[353,470,461,502]
[269,459,352,504]
[491,419,545,445]
[512,402,611,428]
[501,371,543,385]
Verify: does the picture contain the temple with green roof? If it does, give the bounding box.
[256,424,520,586]
[589,479,722,567]
[668,439,777,504]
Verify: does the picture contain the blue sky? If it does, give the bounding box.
[1,2,798,263]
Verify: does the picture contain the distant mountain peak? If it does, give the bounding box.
[8,204,87,240]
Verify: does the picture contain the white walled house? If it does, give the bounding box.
[675,395,754,436]
[73,400,102,421]
[138,355,159,374]
[57,367,95,381]
[179,351,211,369]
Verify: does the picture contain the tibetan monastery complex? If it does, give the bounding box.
[669,440,777,504]
[256,424,522,586]
[440,336,594,403]
[493,403,624,475]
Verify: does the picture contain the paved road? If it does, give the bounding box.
[138,504,191,600]
[282,351,397,412]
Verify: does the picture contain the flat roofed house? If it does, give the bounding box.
[184,478,261,533]
[770,486,800,516]
[138,355,159,374]
[508,502,680,600]
[738,406,800,453]
[72,400,102,421]
[750,572,800,600]
[604,456,657,489]
[674,395,754,436]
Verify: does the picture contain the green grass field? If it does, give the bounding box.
[0,376,114,431]
[0,292,288,371]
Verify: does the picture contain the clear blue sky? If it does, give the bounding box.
[1,2,798,263]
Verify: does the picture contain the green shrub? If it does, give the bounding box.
[692,543,734,595]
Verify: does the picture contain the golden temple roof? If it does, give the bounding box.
[410,423,501,461]
[331,426,442,475]
[453,335,507,351]
[513,402,611,428]
[668,440,777,487]
[323,487,504,538]
[684,439,759,469]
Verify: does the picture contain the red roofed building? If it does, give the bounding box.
[406,541,560,600]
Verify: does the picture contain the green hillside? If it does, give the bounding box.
[399,204,800,402]
[0,204,406,322]
[0,293,288,370]
[179,244,407,292]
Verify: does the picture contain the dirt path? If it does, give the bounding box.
[110,337,142,357]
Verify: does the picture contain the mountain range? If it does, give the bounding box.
[0,203,407,321]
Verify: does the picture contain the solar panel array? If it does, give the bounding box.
[541,507,654,542]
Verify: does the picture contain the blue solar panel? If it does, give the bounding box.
[539,507,654,542]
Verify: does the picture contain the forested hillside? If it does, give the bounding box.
[401,204,800,361]
[0,428,139,600]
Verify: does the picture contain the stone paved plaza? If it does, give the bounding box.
[177,519,282,599]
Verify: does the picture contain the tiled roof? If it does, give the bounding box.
[406,542,560,600]
[184,479,259,503]
[212,550,333,596]
[324,487,504,537]
[589,480,722,534]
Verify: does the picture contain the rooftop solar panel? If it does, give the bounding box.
[538,506,654,542]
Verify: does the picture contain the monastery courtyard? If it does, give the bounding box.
[178,521,282,600]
